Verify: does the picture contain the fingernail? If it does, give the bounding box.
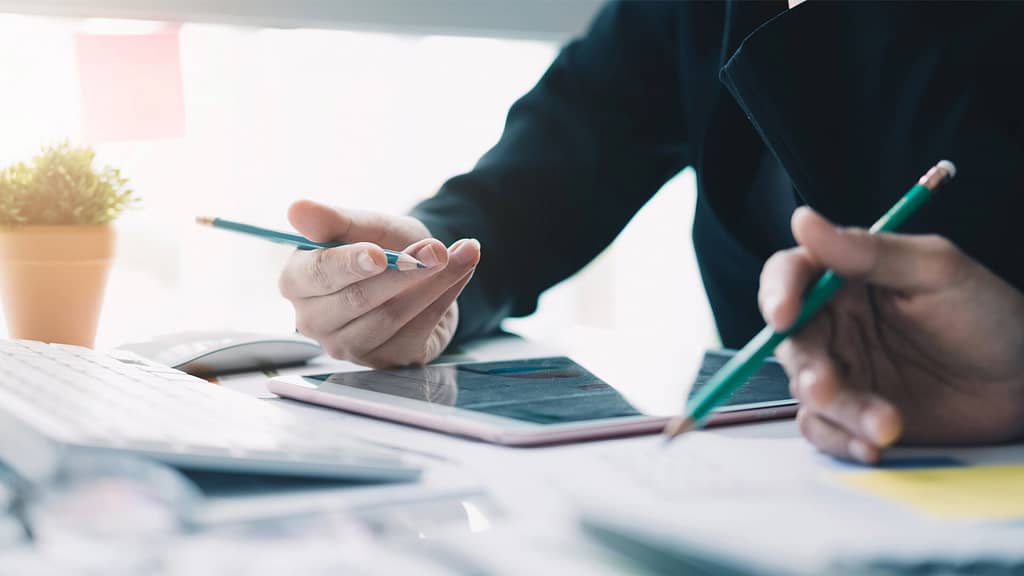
[862,410,898,446]
[764,293,783,326]
[451,239,480,267]
[799,369,837,407]
[798,370,816,397]
[848,439,873,464]
[358,250,381,274]
[412,242,445,268]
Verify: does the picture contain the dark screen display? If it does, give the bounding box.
[305,352,792,425]
[689,350,792,407]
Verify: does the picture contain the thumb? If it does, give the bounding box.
[287,199,389,244]
[792,206,960,291]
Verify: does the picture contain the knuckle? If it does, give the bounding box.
[339,282,371,312]
[841,228,879,274]
[309,250,334,290]
[922,235,964,281]
[345,334,376,360]
[838,225,872,245]
[921,234,955,253]
[376,302,405,328]
[322,338,351,360]
[840,226,872,243]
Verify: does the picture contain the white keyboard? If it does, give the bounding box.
[0,339,419,482]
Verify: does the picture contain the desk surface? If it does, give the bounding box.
[2,332,1023,575]
[205,331,760,574]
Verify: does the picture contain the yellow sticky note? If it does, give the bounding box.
[837,465,1024,520]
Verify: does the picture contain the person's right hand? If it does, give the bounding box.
[760,207,1024,463]
[278,199,481,368]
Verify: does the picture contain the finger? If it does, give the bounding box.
[279,242,389,299]
[293,239,450,334]
[798,408,880,464]
[334,267,473,366]
[345,239,478,355]
[287,199,397,245]
[759,247,820,331]
[322,239,480,361]
[775,303,904,449]
[771,304,834,396]
[363,269,475,368]
[794,368,901,446]
[791,207,965,291]
[784,350,842,408]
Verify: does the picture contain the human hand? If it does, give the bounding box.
[278,199,481,368]
[760,207,1024,463]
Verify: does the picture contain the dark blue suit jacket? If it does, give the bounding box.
[412,1,1024,348]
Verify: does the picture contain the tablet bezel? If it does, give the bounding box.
[267,356,798,446]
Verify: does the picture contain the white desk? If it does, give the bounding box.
[201,330,1024,574]
[1,332,1022,575]
[194,331,802,573]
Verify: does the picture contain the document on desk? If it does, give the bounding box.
[559,433,831,504]
[556,433,1024,575]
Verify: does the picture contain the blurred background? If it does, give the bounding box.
[0,1,716,353]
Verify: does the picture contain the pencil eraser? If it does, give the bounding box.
[937,160,957,179]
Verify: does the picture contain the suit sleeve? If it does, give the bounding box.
[411,2,690,344]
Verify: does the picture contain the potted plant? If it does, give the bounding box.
[0,142,136,347]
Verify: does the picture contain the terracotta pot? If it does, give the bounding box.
[0,225,115,348]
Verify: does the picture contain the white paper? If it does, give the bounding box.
[556,432,1024,574]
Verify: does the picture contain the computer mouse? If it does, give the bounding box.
[116,331,323,376]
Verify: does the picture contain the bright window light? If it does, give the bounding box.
[0,16,716,357]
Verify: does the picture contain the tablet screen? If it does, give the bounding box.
[302,353,792,426]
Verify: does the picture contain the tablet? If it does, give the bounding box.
[268,351,797,446]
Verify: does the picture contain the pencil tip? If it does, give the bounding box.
[195,216,214,226]
[661,416,695,446]
[393,253,428,271]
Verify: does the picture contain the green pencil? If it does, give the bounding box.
[195,216,426,271]
[663,160,957,443]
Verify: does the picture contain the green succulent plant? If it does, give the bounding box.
[0,141,136,226]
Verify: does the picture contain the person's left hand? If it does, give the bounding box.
[759,207,1024,464]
